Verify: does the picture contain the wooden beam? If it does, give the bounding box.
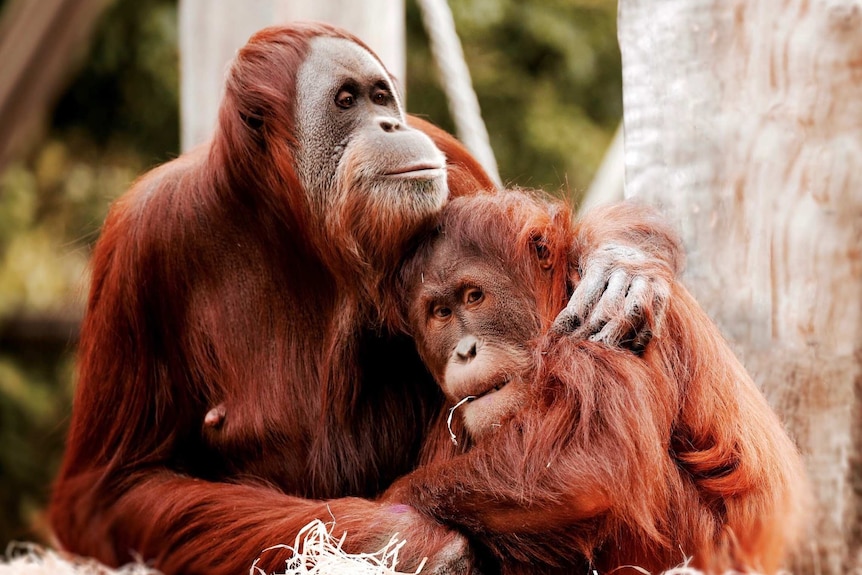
[0,313,80,352]
[0,0,109,170]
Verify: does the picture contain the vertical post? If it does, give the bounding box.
[179,0,405,151]
[619,0,862,572]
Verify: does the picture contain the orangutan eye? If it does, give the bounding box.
[465,289,484,305]
[372,80,393,106]
[432,305,452,320]
[372,90,388,105]
[335,90,356,109]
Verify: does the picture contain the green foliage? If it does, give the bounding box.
[0,0,178,545]
[0,356,73,544]
[52,0,180,165]
[406,0,621,197]
[0,0,620,547]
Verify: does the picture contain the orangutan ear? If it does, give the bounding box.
[530,233,553,270]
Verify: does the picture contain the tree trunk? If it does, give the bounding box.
[619,0,862,572]
[179,0,404,151]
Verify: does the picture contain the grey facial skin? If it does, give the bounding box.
[294,37,447,212]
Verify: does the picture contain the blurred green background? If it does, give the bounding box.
[0,0,621,546]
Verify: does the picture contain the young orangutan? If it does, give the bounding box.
[387,190,807,575]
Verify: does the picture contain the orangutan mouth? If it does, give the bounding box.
[384,164,445,178]
[473,377,510,401]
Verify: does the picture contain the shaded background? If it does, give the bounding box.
[0,0,621,546]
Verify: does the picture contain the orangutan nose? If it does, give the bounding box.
[378,117,402,133]
[454,335,479,362]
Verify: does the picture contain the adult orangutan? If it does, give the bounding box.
[50,23,682,575]
[391,190,807,574]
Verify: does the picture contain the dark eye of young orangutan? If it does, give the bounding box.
[465,288,484,305]
[432,304,452,320]
[335,90,356,109]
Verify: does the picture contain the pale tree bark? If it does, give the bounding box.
[179,0,404,151]
[619,0,862,572]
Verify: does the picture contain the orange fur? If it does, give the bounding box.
[49,23,490,575]
[391,190,807,574]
